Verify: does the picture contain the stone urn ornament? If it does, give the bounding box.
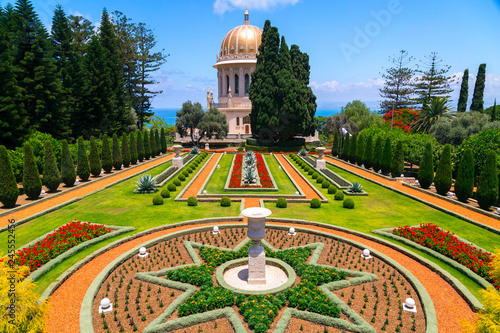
[172,145,183,168]
[315,147,326,170]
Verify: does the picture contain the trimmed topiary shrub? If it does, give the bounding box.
[455,148,475,202]
[60,140,76,188]
[390,140,404,178]
[434,144,453,195]
[316,176,324,183]
[476,150,499,210]
[332,131,339,157]
[182,170,189,177]
[173,179,181,186]
[276,197,287,208]
[372,136,383,172]
[342,134,350,161]
[328,185,336,194]
[334,191,344,200]
[167,183,176,192]
[143,131,151,160]
[112,134,122,170]
[129,132,138,165]
[322,180,330,188]
[418,143,434,189]
[160,189,170,198]
[187,196,198,206]
[312,172,318,179]
[381,137,392,175]
[0,145,19,208]
[155,129,161,156]
[160,128,167,154]
[152,195,163,205]
[101,134,113,173]
[150,129,157,158]
[43,141,60,192]
[178,174,185,182]
[187,167,193,173]
[136,130,144,162]
[343,198,355,209]
[310,198,321,208]
[220,196,231,207]
[76,137,90,181]
[363,135,373,169]
[121,133,130,168]
[307,168,314,175]
[349,133,357,164]
[355,133,364,166]
[89,136,102,176]
[23,142,42,199]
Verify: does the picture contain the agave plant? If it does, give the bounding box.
[190,146,200,155]
[244,166,256,183]
[349,182,363,193]
[136,174,157,192]
[299,148,307,157]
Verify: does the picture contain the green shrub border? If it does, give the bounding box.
[174,153,213,201]
[298,155,352,189]
[283,155,329,203]
[222,153,279,192]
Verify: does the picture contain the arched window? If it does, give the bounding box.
[226,75,229,94]
[236,117,240,126]
[244,74,250,94]
[243,115,251,124]
[234,74,239,95]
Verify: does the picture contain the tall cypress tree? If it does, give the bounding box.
[434,144,452,195]
[89,136,101,177]
[101,134,113,173]
[492,99,497,122]
[0,145,20,207]
[23,142,42,199]
[342,134,350,161]
[155,129,160,155]
[77,137,90,181]
[143,130,151,160]
[476,150,499,209]
[457,69,469,112]
[381,138,392,175]
[129,132,138,164]
[43,140,60,192]
[332,131,339,157]
[121,133,130,167]
[60,139,76,187]
[418,143,434,189]
[136,130,144,162]
[455,148,474,202]
[355,133,365,166]
[160,128,167,154]
[470,64,486,111]
[149,129,157,158]
[391,140,404,178]
[363,135,373,169]
[349,134,357,164]
[372,136,383,172]
[112,133,122,170]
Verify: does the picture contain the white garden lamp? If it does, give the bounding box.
[403,297,417,313]
[138,247,148,258]
[99,298,113,314]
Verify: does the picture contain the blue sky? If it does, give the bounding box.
[5,0,500,110]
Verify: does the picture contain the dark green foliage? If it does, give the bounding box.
[413,52,453,105]
[187,196,198,206]
[476,150,499,209]
[457,69,469,112]
[167,183,176,192]
[160,128,167,154]
[390,140,404,178]
[149,129,157,158]
[136,130,144,162]
[152,195,163,205]
[187,167,193,173]
[220,196,231,207]
[160,189,170,198]
[43,141,60,192]
[112,134,122,170]
[381,138,392,175]
[355,134,364,166]
[129,132,138,165]
[342,134,350,161]
[455,129,500,177]
[455,148,474,202]
[121,133,130,168]
[470,64,486,111]
[492,99,498,122]
[178,174,185,182]
[322,180,330,188]
[328,185,336,194]
[343,198,355,209]
[372,137,383,172]
[154,129,160,155]
[175,101,205,147]
[143,131,151,160]
[89,136,102,177]
[310,198,321,208]
[349,134,357,164]
[0,145,20,207]
[276,197,287,208]
[173,179,181,186]
[316,176,324,184]
[334,190,344,201]
[60,140,76,188]
[101,134,113,173]
[418,143,434,189]
[363,135,373,169]
[434,144,453,195]
[332,131,339,156]
[198,107,229,143]
[312,172,318,179]
[76,137,90,181]
[182,170,189,177]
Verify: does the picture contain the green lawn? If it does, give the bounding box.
[203,154,298,195]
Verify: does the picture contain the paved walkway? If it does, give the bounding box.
[181,153,222,199]
[324,156,500,231]
[274,154,321,200]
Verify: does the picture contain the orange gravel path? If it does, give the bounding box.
[181,153,222,199]
[0,154,174,228]
[275,154,321,200]
[46,221,476,333]
[324,156,500,231]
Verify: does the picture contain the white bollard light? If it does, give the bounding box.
[295,191,300,196]
[288,227,296,236]
[213,226,219,234]
[99,298,113,314]
[203,190,207,194]
[361,249,372,259]
[403,297,417,313]
[138,247,148,258]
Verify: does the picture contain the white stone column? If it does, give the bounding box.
[315,147,326,170]
[172,145,183,168]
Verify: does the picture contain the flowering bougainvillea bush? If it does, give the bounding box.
[228,153,273,188]
[382,108,419,132]
[16,221,112,273]
[392,223,496,287]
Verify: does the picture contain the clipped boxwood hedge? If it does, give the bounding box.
[322,180,330,188]
[316,176,324,184]
[328,185,337,194]
[310,198,321,208]
[167,183,176,192]
[276,197,287,208]
[220,196,231,207]
[343,198,355,209]
[334,191,344,200]
[161,189,171,198]
[153,195,164,205]
[173,179,181,186]
[187,196,198,206]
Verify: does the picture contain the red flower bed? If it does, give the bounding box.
[228,153,273,188]
[382,108,419,132]
[392,223,497,287]
[17,221,112,273]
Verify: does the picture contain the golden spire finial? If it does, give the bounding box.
[244,6,249,25]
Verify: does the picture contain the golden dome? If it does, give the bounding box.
[219,10,262,58]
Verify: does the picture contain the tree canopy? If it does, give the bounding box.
[379,50,416,112]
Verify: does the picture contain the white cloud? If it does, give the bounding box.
[213,0,299,14]
[310,78,384,94]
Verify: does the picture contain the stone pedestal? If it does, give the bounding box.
[172,145,183,168]
[205,142,209,150]
[315,147,326,170]
[248,245,266,284]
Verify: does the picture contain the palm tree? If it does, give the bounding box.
[411,97,452,133]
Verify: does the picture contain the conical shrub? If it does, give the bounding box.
[149,129,157,158]
[160,128,167,154]
[136,130,144,162]
[476,150,499,210]
[43,140,60,192]
[129,132,138,165]
[76,137,90,181]
[455,148,474,202]
[381,138,392,175]
[101,134,113,173]
[89,136,102,177]
[342,134,350,161]
[23,143,42,199]
[372,136,383,172]
[60,139,76,187]
[155,129,160,155]
[391,140,404,178]
[121,133,130,168]
[143,131,151,160]
[434,144,453,195]
[112,133,122,170]
[0,145,20,207]
[349,134,357,164]
[332,131,339,157]
[363,135,373,169]
[356,134,364,166]
[418,142,434,189]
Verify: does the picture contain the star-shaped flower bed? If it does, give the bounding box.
[134,237,378,333]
